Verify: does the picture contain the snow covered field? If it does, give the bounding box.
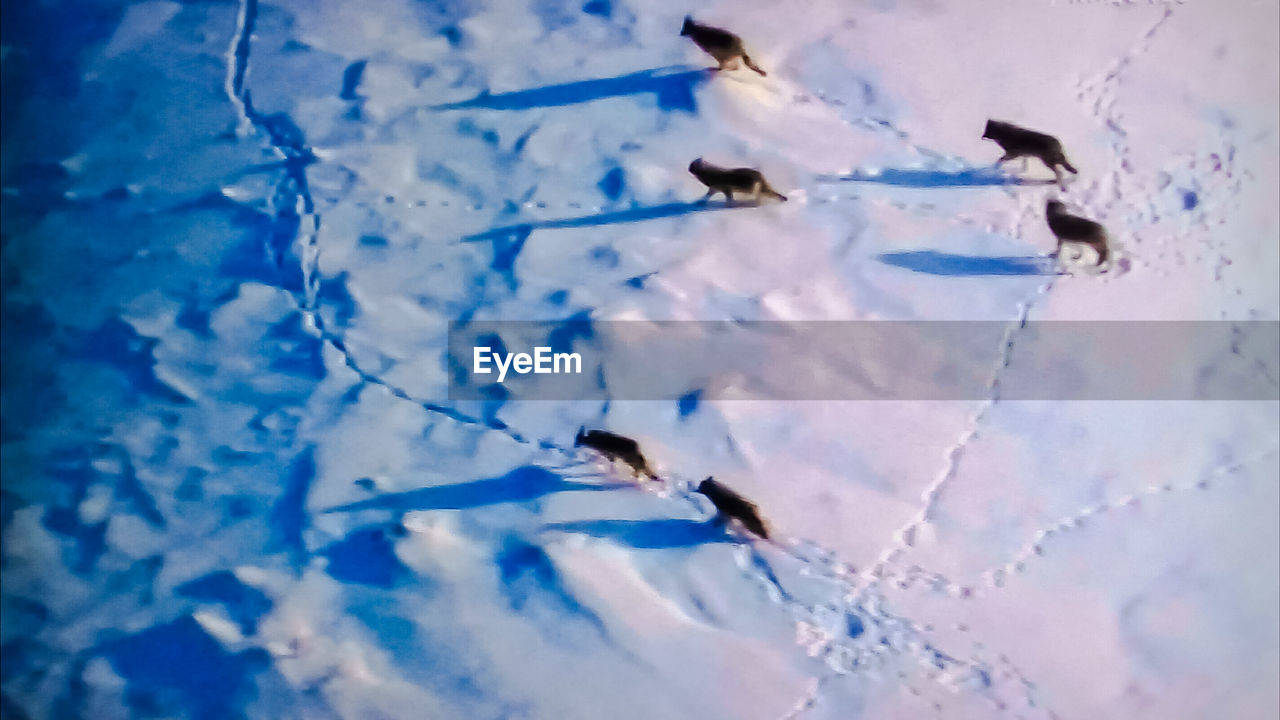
[2,1,1277,719]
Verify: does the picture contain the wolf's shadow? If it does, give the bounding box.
[433,66,713,113]
[322,466,625,514]
[541,517,732,549]
[879,251,1055,276]
[462,199,740,242]
[823,167,1056,188]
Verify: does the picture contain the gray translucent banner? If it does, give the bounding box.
[446,321,1280,401]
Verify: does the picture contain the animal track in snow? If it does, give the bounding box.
[984,446,1279,588]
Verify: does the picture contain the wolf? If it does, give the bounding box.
[574,428,659,481]
[982,119,1078,188]
[689,158,787,203]
[697,477,770,539]
[1046,200,1109,267]
[680,16,767,76]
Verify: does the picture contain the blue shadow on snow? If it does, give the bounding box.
[493,537,613,646]
[322,466,623,515]
[462,200,738,243]
[96,616,269,720]
[320,527,407,588]
[542,518,733,549]
[825,168,1055,188]
[878,251,1055,277]
[432,66,713,113]
[269,446,315,567]
[175,571,273,635]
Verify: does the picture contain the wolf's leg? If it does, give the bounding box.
[545,458,592,474]
[741,54,767,76]
[1090,240,1109,267]
[994,151,1017,166]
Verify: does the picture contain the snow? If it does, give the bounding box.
[2,0,1277,719]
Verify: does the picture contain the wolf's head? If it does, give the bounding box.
[680,16,695,36]
[574,426,587,447]
[981,119,998,139]
[1046,199,1066,216]
[688,158,705,174]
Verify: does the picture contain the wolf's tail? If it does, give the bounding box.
[742,54,767,76]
